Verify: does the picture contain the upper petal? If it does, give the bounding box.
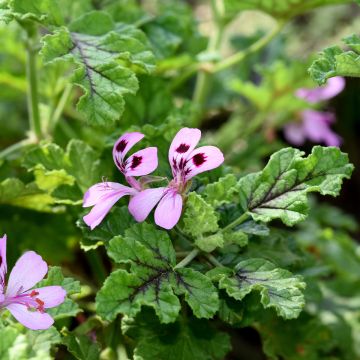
[6,251,48,297]
[83,186,136,230]
[168,128,201,175]
[6,303,54,330]
[30,286,66,308]
[296,77,345,103]
[184,146,224,181]
[154,190,183,230]
[124,147,158,177]
[113,132,145,172]
[0,234,7,292]
[83,182,133,207]
[128,187,166,222]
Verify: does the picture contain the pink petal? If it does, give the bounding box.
[0,234,7,292]
[6,303,54,330]
[6,252,48,297]
[302,110,342,146]
[124,147,158,177]
[154,190,183,229]
[283,122,306,146]
[83,186,136,230]
[128,187,166,222]
[168,128,201,175]
[184,146,224,181]
[29,286,66,308]
[113,132,145,172]
[83,182,133,207]
[296,77,345,103]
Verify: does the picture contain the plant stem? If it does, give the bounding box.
[85,250,108,286]
[0,138,34,160]
[205,253,224,268]
[25,26,42,140]
[213,20,285,73]
[48,83,73,134]
[191,0,225,125]
[174,248,199,269]
[221,212,249,233]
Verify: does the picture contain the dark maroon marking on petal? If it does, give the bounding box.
[116,139,128,153]
[192,153,207,167]
[115,158,122,169]
[172,158,178,171]
[179,158,185,169]
[176,143,190,153]
[0,256,2,267]
[131,156,142,169]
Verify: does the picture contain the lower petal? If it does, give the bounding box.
[283,123,306,146]
[154,191,183,230]
[83,188,134,230]
[128,187,166,222]
[6,303,54,330]
[30,286,66,308]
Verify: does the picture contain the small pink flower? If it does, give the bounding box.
[83,132,158,229]
[129,128,224,229]
[0,235,66,330]
[284,77,345,147]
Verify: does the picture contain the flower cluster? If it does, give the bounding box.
[0,235,66,330]
[284,76,345,147]
[83,128,224,230]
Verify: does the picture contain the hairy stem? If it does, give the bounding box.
[221,212,249,232]
[85,250,108,286]
[174,248,199,269]
[0,138,34,160]
[213,20,285,73]
[205,253,224,268]
[25,26,42,140]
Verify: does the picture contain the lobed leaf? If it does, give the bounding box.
[237,146,353,226]
[96,223,219,323]
[202,174,238,207]
[208,258,306,319]
[40,11,155,127]
[309,34,360,84]
[62,331,101,360]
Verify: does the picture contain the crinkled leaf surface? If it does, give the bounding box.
[208,258,305,319]
[37,266,81,319]
[202,174,238,207]
[41,11,155,127]
[224,0,353,20]
[96,223,219,323]
[309,34,360,85]
[121,309,231,360]
[237,146,353,226]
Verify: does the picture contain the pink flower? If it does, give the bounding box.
[83,132,158,229]
[129,128,224,229]
[0,235,66,330]
[284,77,345,147]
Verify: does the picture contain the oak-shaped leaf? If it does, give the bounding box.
[121,308,232,360]
[40,11,155,127]
[96,223,219,323]
[237,146,353,226]
[208,258,306,319]
[309,34,360,85]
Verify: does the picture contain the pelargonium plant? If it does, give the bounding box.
[0,0,359,359]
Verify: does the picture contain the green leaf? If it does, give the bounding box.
[224,0,353,20]
[41,11,155,127]
[37,266,81,319]
[122,309,232,360]
[208,258,306,319]
[237,146,353,226]
[182,192,219,238]
[0,178,54,212]
[77,206,136,249]
[0,325,61,360]
[96,223,219,323]
[62,331,100,360]
[202,174,238,207]
[309,34,360,85]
